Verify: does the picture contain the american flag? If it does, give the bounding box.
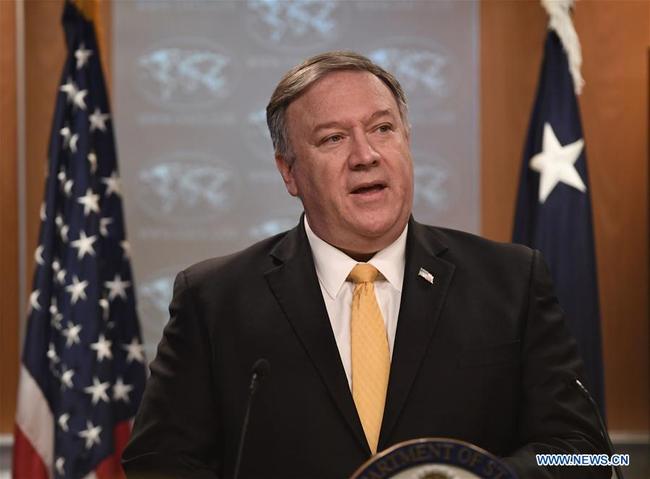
[13,3,146,478]
[512,27,605,415]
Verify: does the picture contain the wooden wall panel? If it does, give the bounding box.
[574,1,649,432]
[0,0,20,434]
[480,1,546,242]
[481,1,650,432]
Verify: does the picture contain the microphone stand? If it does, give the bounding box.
[575,379,625,479]
[233,359,270,479]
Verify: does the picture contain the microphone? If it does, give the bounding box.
[574,378,625,479]
[233,359,271,479]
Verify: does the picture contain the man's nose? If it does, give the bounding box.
[349,133,380,169]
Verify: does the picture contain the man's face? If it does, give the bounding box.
[276,70,413,256]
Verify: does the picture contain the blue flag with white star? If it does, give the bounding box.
[13,3,146,478]
[512,31,605,416]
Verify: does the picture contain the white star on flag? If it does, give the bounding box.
[57,168,66,185]
[66,275,88,304]
[77,188,100,216]
[122,338,145,364]
[99,297,110,321]
[62,321,82,347]
[105,274,131,301]
[49,299,63,329]
[63,178,74,197]
[90,334,113,362]
[34,245,45,265]
[56,267,67,285]
[60,126,72,149]
[120,240,131,259]
[87,151,98,174]
[101,171,122,197]
[89,108,109,132]
[39,202,46,221]
[74,43,93,69]
[58,413,70,432]
[47,342,59,364]
[529,122,586,203]
[99,217,113,237]
[59,78,78,102]
[29,289,41,312]
[55,457,65,476]
[78,420,102,449]
[60,368,75,389]
[71,231,97,259]
[113,377,134,403]
[69,132,79,153]
[51,316,63,331]
[84,377,111,405]
[60,223,70,243]
[72,88,88,111]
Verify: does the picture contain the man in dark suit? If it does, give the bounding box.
[123,51,610,478]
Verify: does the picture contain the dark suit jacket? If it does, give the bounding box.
[122,218,610,478]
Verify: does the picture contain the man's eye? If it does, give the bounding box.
[377,124,393,133]
[324,134,343,144]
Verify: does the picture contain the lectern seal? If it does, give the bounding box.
[350,438,518,479]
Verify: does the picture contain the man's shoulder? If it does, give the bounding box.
[412,223,543,300]
[414,222,536,275]
[418,223,532,258]
[179,228,293,287]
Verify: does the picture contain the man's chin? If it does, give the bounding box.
[348,214,407,242]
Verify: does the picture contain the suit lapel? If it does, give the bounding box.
[379,220,455,447]
[264,219,370,454]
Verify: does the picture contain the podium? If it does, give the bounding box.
[350,438,518,479]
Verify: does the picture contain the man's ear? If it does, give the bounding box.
[275,154,299,197]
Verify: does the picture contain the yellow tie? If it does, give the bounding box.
[348,263,390,454]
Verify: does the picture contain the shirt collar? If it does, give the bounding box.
[304,215,408,300]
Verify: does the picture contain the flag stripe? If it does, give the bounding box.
[14,365,54,476]
[95,421,130,479]
[12,424,50,479]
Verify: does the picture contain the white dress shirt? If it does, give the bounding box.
[304,216,408,387]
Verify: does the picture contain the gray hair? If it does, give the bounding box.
[266,51,409,164]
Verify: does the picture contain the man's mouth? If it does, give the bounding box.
[350,182,387,195]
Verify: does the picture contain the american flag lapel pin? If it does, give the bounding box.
[418,267,434,284]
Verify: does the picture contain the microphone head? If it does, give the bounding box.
[251,358,270,379]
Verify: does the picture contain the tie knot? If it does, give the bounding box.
[348,263,379,284]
